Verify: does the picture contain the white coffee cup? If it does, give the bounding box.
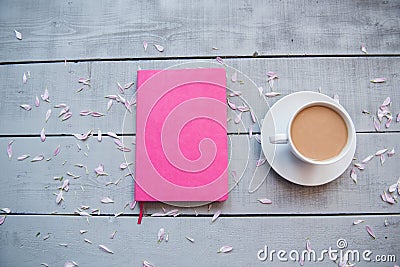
[269,101,356,165]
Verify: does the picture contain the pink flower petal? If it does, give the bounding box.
[120,162,132,170]
[90,111,104,117]
[375,148,388,156]
[306,239,311,252]
[354,163,365,170]
[45,109,51,122]
[0,215,6,225]
[396,113,400,122]
[216,56,224,64]
[254,134,261,144]
[35,96,40,107]
[234,112,242,124]
[124,82,134,89]
[211,209,221,222]
[97,129,102,142]
[380,154,385,165]
[382,97,391,106]
[250,110,256,123]
[258,198,272,204]
[41,88,49,102]
[98,244,114,254]
[143,260,154,267]
[14,29,22,40]
[333,94,339,104]
[350,168,357,184]
[62,112,72,121]
[20,104,32,111]
[107,132,119,139]
[101,197,114,204]
[362,109,370,114]
[17,154,30,161]
[373,117,380,131]
[73,130,92,141]
[366,225,376,239]
[56,190,63,204]
[256,158,267,167]
[370,78,386,83]
[387,148,395,157]
[117,82,124,94]
[129,201,137,210]
[79,110,92,116]
[40,128,46,142]
[361,154,374,164]
[107,100,113,111]
[185,236,195,243]
[95,164,108,176]
[31,154,44,162]
[7,140,14,159]
[143,41,148,51]
[383,191,395,204]
[64,261,78,267]
[385,116,392,128]
[104,95,118,100]
[265,92,281,98]
[227,99,237,110]
[157,228,165,242]
[53,145,61,156]
[218,245,233,253]
[353,219,365,225]
[231,72,237,82]
[361,44,367,54]
[154,44,164,52]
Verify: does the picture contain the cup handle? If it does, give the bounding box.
[269,134,288,144]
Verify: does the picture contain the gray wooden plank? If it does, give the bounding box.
[0,0,399,62]
[0,215,398,266]
[0,57,399,135]
[0,133,399,215]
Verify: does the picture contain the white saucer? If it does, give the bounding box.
[261,91,356,186]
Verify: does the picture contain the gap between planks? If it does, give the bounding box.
[1,54,400,66]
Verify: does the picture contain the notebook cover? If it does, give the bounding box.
[134,68,228,202]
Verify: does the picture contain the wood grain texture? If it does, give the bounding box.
[0,0,399,62]
[0,215,398,266]
[0,57,399,135]
[0,133,398,215]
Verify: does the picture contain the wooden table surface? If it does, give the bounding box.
[0,1,399,266]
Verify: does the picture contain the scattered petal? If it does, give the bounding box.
[265,92,281,98]
[227,99,237,110]
[256,158,267,167]
[34,96,40,107]
[380,154,385,165]
[84,238,92,244]
[97,129,102,142]
[333,94,339,104]
[129,201,137,210]
[7,140,14,159]
[354,163,365,170]
[366,225,376,239]
[56,191,63,204]
[62,112,72,121]
[0,215,6,225]
[387,148,395,157]
[373,117,380,132]
[101,197,114,204]
[79,230,88,234]
[20,104,32,111]
[258,198,272,204]
[154,44,164,52]
[185,236,194,243]
[254,134,261,144]
[382,97,391,106]
[45,109,52,122]
[306,239,311,252]
[79,110,92,116]
[353,219,365,225]
[362,109,370,114]
[14,29,22,40]
[218,245,233,253]
[382,191,395,204]
[17,154,30,161]
[54,103,67,108]
[114,212,123,217]
[388,183,397,193]
[99,244,114,254]
[110,230,117,239]
[385,116,392,128]
[41,263,49,267]
[375,148,388,156]
[216,56,224,64]
[143,260,154,267]
[231,72,237,82]
[90,111,104,117]
[2,209,11,215]
[61,179,69,192]
[73,130,92,141]
[95,164,108,176]
[53,145,61,156]
[350,168,357,184]
[361,154,374,164]
[120,162,132,170]
[250,110,256,123]
[31,155,44,162]
[234,112,242,124]
[370,78,386,83]
[211,209,221,223]
[157,228,165,242]
[361,44,367,54]
[41,88,50,102]
[124,82,134,89]
[107,100,113,111]
[396,113,400,122]
[143,41,148,51]
[64,261,78,267]
[40,128,46,142]
[107,132,119,139]
[104,95,118,100]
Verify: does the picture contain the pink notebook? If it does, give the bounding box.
[135,68,228,202]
